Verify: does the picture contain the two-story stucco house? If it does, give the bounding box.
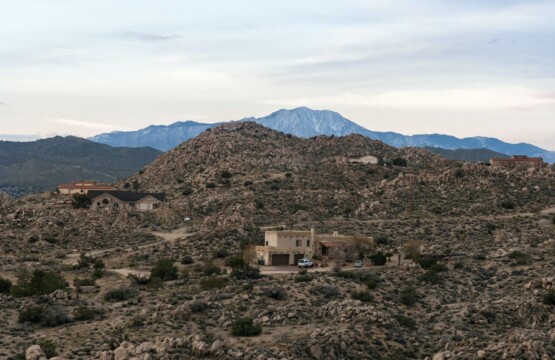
[255,228,372,266]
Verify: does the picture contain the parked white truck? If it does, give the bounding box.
[298,258,314,268]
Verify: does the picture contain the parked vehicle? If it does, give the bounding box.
[354,259,363,267]
[298,258,314,268]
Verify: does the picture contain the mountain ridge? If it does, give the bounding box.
[0,136,162,196]
[89,107,555,162]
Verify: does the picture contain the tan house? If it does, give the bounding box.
[58,180,115,195]
[255,229,372,266]
[490,155,544,168]
[88,190,166,211]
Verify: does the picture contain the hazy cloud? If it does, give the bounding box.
[121,32,183,42]
[43,119,130,131]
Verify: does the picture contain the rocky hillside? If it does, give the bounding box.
[128,122,554,231]
[0,136,162,196]
[0,122,554,359]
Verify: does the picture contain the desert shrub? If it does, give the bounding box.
[243,180,253,187]
[395,315,416,330]
[392,158,407,167]
[37,339,57,358]
[453,262,464,270]
[18,306,43,324]
[485,222,497,234]
[151,258,178,281]
[104,287,137,302]
[206,182,216,189]
[225,256,245,269]
[310,285,341,298]
[416,255,438,269]
[454,168,465,178]
[11,269,68,297]
[400,287,418,306]
[369,251,387,266]
[375,236,389,245]
[543,289,555,305]
[41,306,71,327]
[231,264,261,280]
[213,248,229,258]
[351,290,373,303]
[255,198,265,209]
[74,278,96,287]
[365,276,380,289]
[264,287,287,300]
[19,306,69,327]
[73,305,102,321]
[202,262,221,276]
[294,269,314,283]
[220,170,232,178]
[0,277,12,293]
[200,276,228,291]
[181,255,194,265]
[127,273,150,286]
[182,186,193,196]
[500,200,516,209]
[231,317,262,337]
[190,301,208,313]
[429,263,448,273]
[419,270,442,284]
[508,251,531,265]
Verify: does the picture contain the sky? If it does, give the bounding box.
[1,0,554,149]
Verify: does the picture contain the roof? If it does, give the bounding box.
[320,240,352,247]
[88,190,166,203]
[59,180,115,190]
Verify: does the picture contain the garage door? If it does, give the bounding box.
[271,254,290,266]
[294,254,305,263]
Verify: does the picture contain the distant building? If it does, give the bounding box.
[490,155,544,168]
[88,190,166,211]
[255,228,372,266]
[58,180,115,195]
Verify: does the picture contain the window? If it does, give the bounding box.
[307,240,311,247]
[265,241,268,246]
[296,240,301,247]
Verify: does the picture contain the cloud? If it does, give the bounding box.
[121,31,183,42]
[43,119,131,131]
[262,86,555,111]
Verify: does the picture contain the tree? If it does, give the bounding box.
[404,240,421,260]
[242,245,257,265]
[72,194,91,209]
[353,236,375,260]
[369,251,387,266]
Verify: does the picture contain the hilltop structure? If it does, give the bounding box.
[490,155,544,168]
[58,180,115,195]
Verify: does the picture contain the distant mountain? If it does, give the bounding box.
[424,147,510,162]
[89,107,555,162]
[0,136,162,196]
[90,121,218,152]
